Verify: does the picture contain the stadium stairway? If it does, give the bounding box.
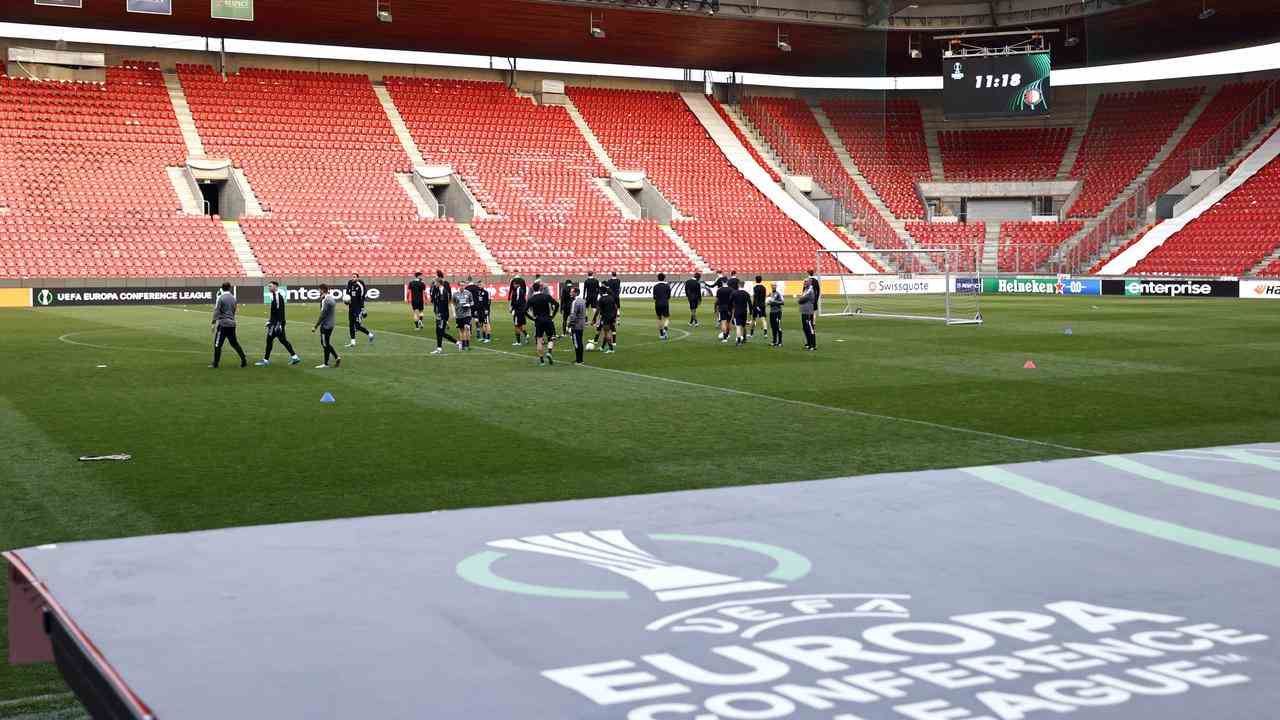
[718,104,790,179]
[562,97,618,175]
[222,220,264,277]
[1053,88,1214,269]
[372,82,425,167]
[1055,101,1096,180]
[456,223,504,274]
[923,125,945,181]
[162,69,205,157]
[1099,128,1280,274]
[1250,245,1280,275]
[981,222,1001,275]
[679,91,876,274]
[809,103,936,270]
[166,166,205,215]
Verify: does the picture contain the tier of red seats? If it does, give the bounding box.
[905,221,984,272]
[1146,81,1269,201]
[1067,88,1200,217]
[569,87,822,273]
[1130,154,1280,276]
[710,97,780,183]
[737,95,906,254]
[177,64,487,276]
[821,99,931,219]
[386,77,689,275]
[939,127,1071,181]
[0,63,239,278]
[997,221,1084,273]
[1256,258,1280,277]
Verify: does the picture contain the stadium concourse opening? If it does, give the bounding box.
[1,4,1280,718]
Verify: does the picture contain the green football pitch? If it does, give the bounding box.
[2,296,1279,716]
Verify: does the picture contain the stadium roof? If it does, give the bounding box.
[3,0,1279,77]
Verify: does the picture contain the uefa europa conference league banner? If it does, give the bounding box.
[31,287,221,307]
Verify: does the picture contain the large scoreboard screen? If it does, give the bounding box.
[942,52,1051,119]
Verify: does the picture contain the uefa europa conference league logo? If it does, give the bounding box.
[457,529,1269,720]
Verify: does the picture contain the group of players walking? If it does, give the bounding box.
[210,268,821,369]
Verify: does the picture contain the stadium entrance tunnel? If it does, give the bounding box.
[184,158,250,219]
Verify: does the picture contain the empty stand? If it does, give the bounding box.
[0,62,239,278]
[386,77,688,275]
[569,87,822,273]
[1147,81,1271,201]
[997,221,1085,273]
[905,221,984,272]
[821,99,931,219]
[738,95,905,254]
[1067,88,1200,217]
[177,64,486,276]
[1257,258,1280,277]
[1130,154,1280,276]
[939,127,1071,181]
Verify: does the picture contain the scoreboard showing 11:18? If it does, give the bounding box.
[942,51,1052,120]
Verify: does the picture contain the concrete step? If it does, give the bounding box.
[659,224,711,273]
[166,166,204,215]
[563,97,617,174]
[372,83,425,167]
[593,178,640,220]
[722,105,789,178]
[222,220,263,278]
[981,222,1001,275]
[1248,245,1280,276]
[231,168,266,217]
[456,223,503,275]
[396,173,436,218]
[162,70,205,157]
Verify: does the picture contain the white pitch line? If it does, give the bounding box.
[385,328,1103,457]
[0,694,75,709]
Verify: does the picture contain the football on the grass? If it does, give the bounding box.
[585,341,596,351]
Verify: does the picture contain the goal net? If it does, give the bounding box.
[814,249,983,325]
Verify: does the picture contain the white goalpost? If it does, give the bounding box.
[815,249,983,326]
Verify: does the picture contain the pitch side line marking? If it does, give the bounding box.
[1092,456,1280,511]
[0,693,75,709]
[964,466,1280,569]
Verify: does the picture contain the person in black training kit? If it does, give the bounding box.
[731,280,751,346]
[559,278,575,338]
[256,280,300,366]
[767,281,785,347]
[605,271,622,310]
[210,282,247,368]
[311,283,341,368]
[715,277,735,343]
[710,269,727,290]
[653,272,672,340]
[429,273,457,355]
[593,283,619,353]
[525,281,561,366]
[684,271,702,327]
[807,269,821,320]
[408,271,428,330]
[583,271,600,311]
[509,273,528,346]
[750,275,768,340]
[345,272,374,347]
[464,277,491,344]
[798,277,817,351]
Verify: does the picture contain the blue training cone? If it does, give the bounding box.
[320,392,336,404]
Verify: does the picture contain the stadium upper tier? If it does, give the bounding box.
[0,58,1277,280]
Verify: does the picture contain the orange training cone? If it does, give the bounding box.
[1023,360,1037,369]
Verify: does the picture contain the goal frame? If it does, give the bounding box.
[814,248,983,326]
